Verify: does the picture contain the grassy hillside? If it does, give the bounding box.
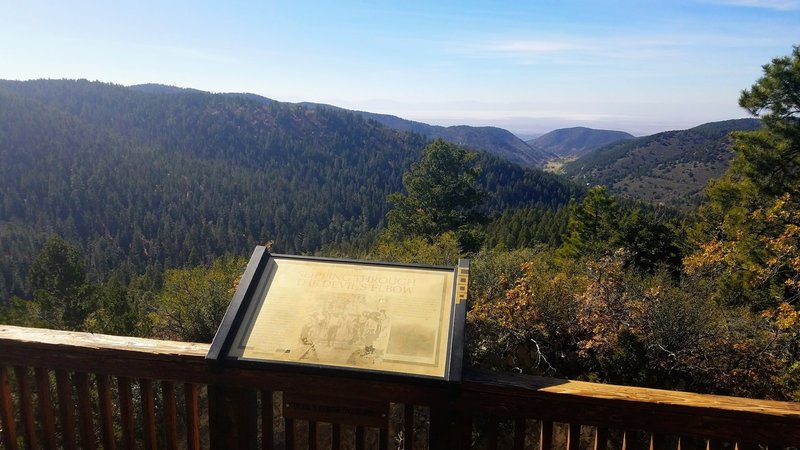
[563,119,761,207]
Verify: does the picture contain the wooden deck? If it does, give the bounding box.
[1,325,799,449]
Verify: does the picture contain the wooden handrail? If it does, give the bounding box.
[1,324,799,448]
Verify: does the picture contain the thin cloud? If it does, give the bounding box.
[712,0,800,10]
[452,30,785,66]
[143,45,232,64]
[453,36,687,64]
[475,40,584,56]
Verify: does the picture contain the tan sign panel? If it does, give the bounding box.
[208,249,469,382]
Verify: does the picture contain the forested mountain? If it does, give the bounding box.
[562,119,761,207]
[130,85,552,166]
[0,79,576,301]
[128,84,207,95]
[4,48,798,405]
[301,104,554,166]
[530,126,634,158]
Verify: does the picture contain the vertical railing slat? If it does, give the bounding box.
[163,381,179,450]
[736,443,759,450]
[238,389,258,450]
[539,421,553,450]
[624,431,642,450]
[13,367,37,450]
[96,374,116,450]
[309,421,318,450]
[74,372,97,450]
[355,426,365,450]
[487,417,499,450]
[678,436,705,450]
[331,423,341,450]
[593,427,608,450]
[284,418,295,450]
[55,370,77,450]
[207,386,257,450]
[0,366,19,450]
[462,415,474,450]
[380,427,389,450]
[34,368,57,450]
[260,390,274,450]
[513,418,526,450]
[140,379,158,450]
[117,377,136,450]
[650,433,668,450]
[566,424,580,450]
[403,404,414,450]
[185,384,201,450]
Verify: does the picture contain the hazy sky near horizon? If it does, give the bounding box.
[1,1,798,135]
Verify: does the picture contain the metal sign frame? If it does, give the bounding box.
[207,247,469,383]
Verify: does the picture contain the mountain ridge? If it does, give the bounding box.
[299,102,554,166]
[563,118,762,207]
[0,78,577,300]
[531,126,634,158]
[129,83,552,166]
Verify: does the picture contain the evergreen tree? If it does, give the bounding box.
[686,46,800,309]
[151,256,247,342]
[558,187,683,273]
[558,186,621,259]
[28,236,95,329]
[386,139,486,251]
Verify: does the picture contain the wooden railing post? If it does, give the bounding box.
[140,379,158,450]
[162,381,179,450]
[117,377,136,450]
[54,370,77,450]
[513,418,527,450]
[566,424,581,450]
[96,374,116,450]
[430,407,469,450]
[401,404,413,450]
[208,385,257,450]
[0,366,19,450]
[13,366,37,450]
[33,368,57,450]
[539,421,554,450]
[185,383,202,450]
[74,372,96,450]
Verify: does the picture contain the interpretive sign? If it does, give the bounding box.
[207,247,469,382]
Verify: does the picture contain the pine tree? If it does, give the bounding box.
[557,186,621,259]
[385,139,486,251]
[29,236,95,329]
[686,46,800,308]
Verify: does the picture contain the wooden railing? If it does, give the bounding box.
[1,325,798,450]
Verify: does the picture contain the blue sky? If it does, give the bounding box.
[1,1,798,135]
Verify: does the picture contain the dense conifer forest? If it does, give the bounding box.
[2,46,799,402]
[0,80,575,300]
